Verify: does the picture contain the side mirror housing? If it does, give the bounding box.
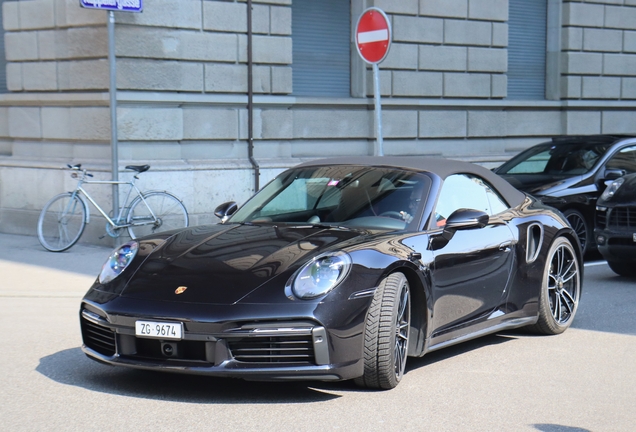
[214,201,238,221]
[444,208,489,232]
[603,168,625,181]
[429,208,489,251]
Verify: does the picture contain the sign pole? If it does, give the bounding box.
[108,10,119,217]
[373,63,383,156]
[354,8,391,157]
[80,1,143,220]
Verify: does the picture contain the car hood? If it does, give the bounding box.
[120,223,368,305]
[498,173,579,196]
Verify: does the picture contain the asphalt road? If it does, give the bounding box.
[1,233,634,432]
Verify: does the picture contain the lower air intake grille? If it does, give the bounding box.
[228,335,315,364]
[81,313,116,356]
[608,207,636,229]
[596,210,607,229]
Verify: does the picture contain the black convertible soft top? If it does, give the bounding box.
[297,156,526,208]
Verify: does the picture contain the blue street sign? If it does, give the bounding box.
[80,0,143,13]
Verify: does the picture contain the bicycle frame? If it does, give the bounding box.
[71,176,158,229]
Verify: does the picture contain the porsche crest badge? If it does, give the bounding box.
[175,286,188,295]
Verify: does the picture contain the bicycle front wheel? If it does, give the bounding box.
[37,192,87,252]
[126,191,189,239]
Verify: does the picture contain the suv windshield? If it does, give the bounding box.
[497,142,611,176]
[229,165,431,231]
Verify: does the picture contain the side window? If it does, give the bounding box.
[606,146,636,174]
[435,174,509,226]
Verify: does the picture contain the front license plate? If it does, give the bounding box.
[135,320,183,340]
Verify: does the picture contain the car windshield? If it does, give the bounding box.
[228,165,432,231]
[497,141,612,176]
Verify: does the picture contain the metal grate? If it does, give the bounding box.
[228,335,315,364]
[596,210,607,229]
[81,315,116,356]
[608,207,636,229]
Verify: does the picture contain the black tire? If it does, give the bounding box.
[563,209,590,255]
[37,193,87,252]
[607,261,636,277]
[126,191,189,239]
[529,236,581,335]
[355,272,411,390]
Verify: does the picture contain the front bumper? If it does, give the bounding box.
[595,229,636,262]
[80,299,367,381]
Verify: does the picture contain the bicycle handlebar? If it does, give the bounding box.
[66,164,93,178]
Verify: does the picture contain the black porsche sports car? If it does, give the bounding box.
[495,135,636,255]
[595,173,636,276]
[80,157,583,390]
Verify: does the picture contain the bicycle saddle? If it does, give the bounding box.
[125,165,150,173]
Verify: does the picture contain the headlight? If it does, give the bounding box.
[600,177,624,201]
[99,241,139,284]
[289,252,352,299]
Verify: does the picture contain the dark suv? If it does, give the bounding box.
[595,173,636,276]
[495,135,636,255]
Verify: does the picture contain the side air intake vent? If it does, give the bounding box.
[526,223,543,264]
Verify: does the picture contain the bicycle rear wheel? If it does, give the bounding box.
[126,191,189,239]
[37,192,87,252]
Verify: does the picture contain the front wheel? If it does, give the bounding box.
[563,209,590,255]
[529,236,581,335]
[37,193,87,252]
[355,272,411,390]
[126,192,189,239]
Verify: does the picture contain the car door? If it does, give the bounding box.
[429,174,516,337]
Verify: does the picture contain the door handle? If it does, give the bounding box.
[499,241,513,252]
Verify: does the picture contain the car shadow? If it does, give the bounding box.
[37,347,342,403]
[38,335,520,399]
[403,332,518,372]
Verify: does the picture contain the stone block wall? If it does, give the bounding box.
[1,0,636,241]
[373,0,508,98]
[561,0,636,99]
[2,0,293,93]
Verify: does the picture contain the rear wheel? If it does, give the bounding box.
[126,192,188,239]
[563,209,590,255]
[37,193,87,252]
[607,261,636,277]
[529,236,581,335]
[355,272,410,390]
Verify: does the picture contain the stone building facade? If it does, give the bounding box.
[0,0,635,244]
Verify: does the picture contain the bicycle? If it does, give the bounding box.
[37,164,189,252]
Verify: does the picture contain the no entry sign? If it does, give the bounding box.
[355,8,391,64]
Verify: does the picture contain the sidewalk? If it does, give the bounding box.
[0,232,113,298]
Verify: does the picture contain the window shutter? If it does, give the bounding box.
[508,0,547,100]
[292,0,351,97]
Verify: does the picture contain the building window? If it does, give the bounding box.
[292,0,351,97]
[508,0,547,100]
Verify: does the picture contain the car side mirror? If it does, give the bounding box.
[429,208,489,250]
[444,208,490,232]
[603,168,626,181]
[214,201,238,221]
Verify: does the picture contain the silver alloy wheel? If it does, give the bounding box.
[394,282,410,380]
[547,242,579,325]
